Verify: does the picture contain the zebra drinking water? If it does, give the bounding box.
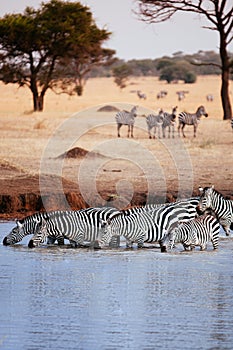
[146,109,164,139]
[197,186,233,236]
[178,105,208,138]
[100,198,201,249]
[162,214,220,252]
[115,106,138,138]
[162,106,177,138]
[27,207,122,248]
[3,207,121,247]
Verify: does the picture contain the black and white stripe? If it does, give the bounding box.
[178,105,208,137]
[197,186,233,236]
[146,109,164,139]
[162,214,220,251]
[3,207,121,247]
[231,118,233,130]
[101,198,200,249]
[115,106,138,138]
[162,106,177,138]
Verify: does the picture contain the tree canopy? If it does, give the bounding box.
[0,0,114,111]
[136,0,233,119]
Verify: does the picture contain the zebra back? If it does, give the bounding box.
[115,106,137,125]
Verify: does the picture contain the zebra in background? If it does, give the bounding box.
[162,214,220,252]
[197,186,233,236]
[178,105,208,138]
[146,109,164,139]
[162,106,178,138]
[115,105,138,138]
[157,90,167,99]
[176,90,188,101]
[206,94,214,102]
[3,207,121,247]
[231,118,233,131]
[137,90,146,100]
[100,197,201,249]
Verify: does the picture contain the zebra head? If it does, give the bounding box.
[95,218,113,247]
[28,218,48,248]
[197,106,208,119]
[161,227,178,252]
[3,219,27,245]
[196,185,214,214]
[131,105,138,117]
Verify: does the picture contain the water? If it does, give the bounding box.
[1,222,233,350]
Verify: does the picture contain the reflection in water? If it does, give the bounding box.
[0,222,233,350]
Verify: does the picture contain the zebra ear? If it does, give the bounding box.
[198,187,204,194]
[16,219,23,228]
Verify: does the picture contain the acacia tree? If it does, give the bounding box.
[0,0,113,111]
[136,0,233,120]
[112,64,132,90]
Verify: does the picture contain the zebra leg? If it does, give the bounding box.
[181,123,186,138]
[127,125,130,138]
[130,125,134,138]
[117,123,121,137]
[148,127,152,139]
[109,235,120,248]
[172,125,175,138]
[193,124,197,137]
[162,126,166,138]
[153,126,156,139]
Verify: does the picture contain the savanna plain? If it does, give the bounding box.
[0,75,232,219]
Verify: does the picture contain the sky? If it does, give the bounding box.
[1,0,231,60]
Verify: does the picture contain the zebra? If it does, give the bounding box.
[146,109,164,139]
[178,105,208,138]
[137,90,146,100]
[115,105,138,138]
[176,91,188,101]
[162,106,177,138]
[162,214,220,252]
[206,94,214,102]
[3,207,121,247]
[101,198,201,249]
[3,211,65,246]
[197,186,233,236]
[27,207,122,248]
[157,90,167,99]
[231,118,233,131]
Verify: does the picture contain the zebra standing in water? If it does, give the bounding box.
[178,105,208,137]
[100,198,201,249]
[146,109,164,139]
[197,186,233,236]
[115,106,138,138]
[27,207,122,248]
[162,214,220,252]
[3,207,121,247]
[162,106,177,138]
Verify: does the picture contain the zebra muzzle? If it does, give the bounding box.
[3,237,10,246]
[28,239,36,248]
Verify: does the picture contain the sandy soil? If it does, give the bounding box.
[0,75,232,219]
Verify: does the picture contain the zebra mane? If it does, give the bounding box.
[18,211,50,224]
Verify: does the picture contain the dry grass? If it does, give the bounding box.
[0,75,232,208]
